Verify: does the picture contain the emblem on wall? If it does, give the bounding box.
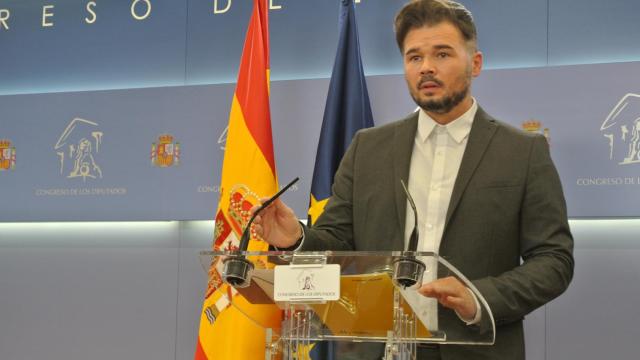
[601,93,640,165]
[151,134,180,167]
[217,125,228,151]
[54,118,103,181]
[0,139,16,171]
[522,119,550,145]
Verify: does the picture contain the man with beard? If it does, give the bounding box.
[253,1,574,359]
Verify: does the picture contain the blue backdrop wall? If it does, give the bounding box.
[2,0,640,220]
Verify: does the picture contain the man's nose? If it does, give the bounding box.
[419,59,436,75]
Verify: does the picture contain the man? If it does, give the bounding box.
[253,1,574,359]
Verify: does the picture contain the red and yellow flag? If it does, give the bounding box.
[195,1,281,359]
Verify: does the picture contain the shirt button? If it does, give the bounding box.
[426,224,434,231]
[436,150,443,156]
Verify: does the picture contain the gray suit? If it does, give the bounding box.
[300,107,574,359]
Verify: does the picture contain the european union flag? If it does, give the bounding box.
[308,0,374,226]
[306,1,373,358]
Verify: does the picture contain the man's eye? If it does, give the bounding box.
[437,52,449,58]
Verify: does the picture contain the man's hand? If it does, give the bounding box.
[418,276,478,322]
[251,198,302,249]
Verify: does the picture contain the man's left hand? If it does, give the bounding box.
[418,276,477,322]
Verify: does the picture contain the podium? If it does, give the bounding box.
[200,251,495,359]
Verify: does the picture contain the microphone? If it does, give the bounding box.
[222,177,300,288]
[392,179,426,289]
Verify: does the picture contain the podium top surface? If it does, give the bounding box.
[199,250,496,346]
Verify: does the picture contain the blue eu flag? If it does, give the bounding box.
[308,0,375,226]
[307,1,373,356]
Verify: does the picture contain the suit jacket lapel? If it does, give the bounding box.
[444,107,497,231]
[393,112,419,250]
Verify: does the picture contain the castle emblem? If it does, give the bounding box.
[151,134,180,167]
[0,139,16,171]
[601,93,640,165]
[54,118,103,181]
[217,126,228,151]
[298,270,316,291]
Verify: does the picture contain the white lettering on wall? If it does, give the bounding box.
[214,0,231,14]
[269,0,282,10]
[42,5,54,27]
[131,0,151,20]
[85,1,97,24]
[0,9,9,30]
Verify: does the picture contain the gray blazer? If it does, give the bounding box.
[301,107,574,359]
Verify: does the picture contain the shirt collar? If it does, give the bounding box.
[416,98,478,144]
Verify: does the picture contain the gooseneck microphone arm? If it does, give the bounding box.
[237,177,300,252]
[222,177,299,288]
[393,179,426,289]
[400,179,419,252]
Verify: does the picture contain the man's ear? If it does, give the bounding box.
[472,50,483,78]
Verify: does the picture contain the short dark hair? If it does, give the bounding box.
[394,0,477,52]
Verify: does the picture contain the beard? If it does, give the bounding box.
[412,85,468,114]
[410,67,472,115]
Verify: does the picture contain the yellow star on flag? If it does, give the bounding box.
[293,342,316,360]
[308,195,329,225]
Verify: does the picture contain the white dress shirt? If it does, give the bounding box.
[403,100,477,253]
[403,99,481,327]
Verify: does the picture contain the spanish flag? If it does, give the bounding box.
[195,1,281,359]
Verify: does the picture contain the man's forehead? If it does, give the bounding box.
[404,43,455,56]
[403,22,470,52]
[404,30,461,49]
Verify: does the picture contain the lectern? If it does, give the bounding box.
[200,251,495,359]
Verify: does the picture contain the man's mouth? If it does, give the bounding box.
[418,78,443,91]
[420,82,440,90]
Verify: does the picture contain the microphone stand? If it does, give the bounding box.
[392,180,426,289]
[221,177,300,288]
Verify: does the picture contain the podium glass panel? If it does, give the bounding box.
[199,251,495,359]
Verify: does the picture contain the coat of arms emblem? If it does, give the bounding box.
[522,119,550,144]
[0,139,16,171]
[151,134,180,167]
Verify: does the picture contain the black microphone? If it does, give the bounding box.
[222,177,300,288]
[392,179,426,289]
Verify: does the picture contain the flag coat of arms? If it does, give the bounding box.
[195,1,281,359]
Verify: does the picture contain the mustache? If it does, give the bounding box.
[417,75,444,88]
